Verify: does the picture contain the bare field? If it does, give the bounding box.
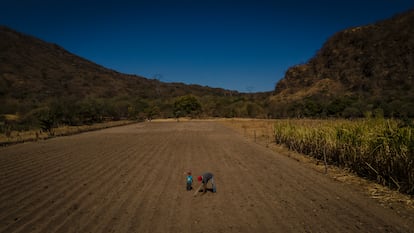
[1,121,414,233]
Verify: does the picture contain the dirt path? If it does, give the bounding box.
[1,121,413,233]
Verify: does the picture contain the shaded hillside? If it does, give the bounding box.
[0,26,270,131]
[0,25,241,110]
[271,9,414,118]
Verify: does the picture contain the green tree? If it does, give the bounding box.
[173,95,202,118]
[342,107,361,118]
[77,98,105,124]
[35,107,56,136]
[246,103,264,118]
[145,105,160,121]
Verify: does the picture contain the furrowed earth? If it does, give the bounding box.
[1,121,413,233]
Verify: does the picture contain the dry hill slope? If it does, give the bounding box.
[270,9,414,118]
[0,25,240,102]
[1,26,266,124]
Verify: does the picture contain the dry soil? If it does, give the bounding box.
[0,121,413,233]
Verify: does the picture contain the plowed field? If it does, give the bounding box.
[1,121,413,233]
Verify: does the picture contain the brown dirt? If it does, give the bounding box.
[1,121,413,233]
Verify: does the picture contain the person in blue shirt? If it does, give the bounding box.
[186,171,193,191]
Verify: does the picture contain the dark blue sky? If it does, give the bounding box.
[1,0,413,92]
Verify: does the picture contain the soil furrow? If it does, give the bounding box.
[1,121,413,233]
[81,134,169,233]
[46,142,143,233]
[1,141,132,233]
[0,150,79,203]
[125,130,184,233]
[29,139,138,233]
[0,140,120,228]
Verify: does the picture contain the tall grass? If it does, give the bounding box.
[273,118,414,195]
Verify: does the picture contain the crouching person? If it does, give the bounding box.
[194,172,216,196]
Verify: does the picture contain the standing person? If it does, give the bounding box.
[186,171,193,191]
[194,172,216,196]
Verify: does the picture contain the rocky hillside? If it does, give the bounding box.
[0,25,241,105]
[271,9,414,118]
[0,26,272,132]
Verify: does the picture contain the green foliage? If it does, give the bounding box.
[36,107,56,136]
[303,99,324,117]
[173,95,202,118]
[145,105,160,121]
[326,97,355,116]
[77,98,105,124]
[2,92,267,131]
[246,103,264,118]
[342,107,361,118]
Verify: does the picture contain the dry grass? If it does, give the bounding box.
[0,120,135,146]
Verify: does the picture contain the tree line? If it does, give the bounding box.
[268,95,414,120]
[2,92,413,135]
[0,94,268,134]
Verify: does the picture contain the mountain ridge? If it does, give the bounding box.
[1,8,414,125]
[270,9,414,118]
[1,26,271,130]
[0,25,244,100]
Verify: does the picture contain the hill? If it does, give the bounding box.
[0,26,269,131]
[0,25,243,108]
[270,9,414,118]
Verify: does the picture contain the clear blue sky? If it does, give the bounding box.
[1,0,413,92]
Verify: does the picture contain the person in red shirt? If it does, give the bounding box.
[194,172,216,196]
